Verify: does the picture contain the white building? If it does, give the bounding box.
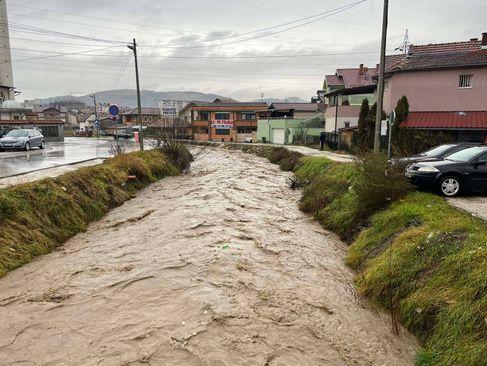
[157,100,189,118]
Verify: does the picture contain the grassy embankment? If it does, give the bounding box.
[294,156,487,366]
[0,144,193,277]
[194,141,486,366]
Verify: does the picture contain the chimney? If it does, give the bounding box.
[359,64,364,75]
[482,32,487,50]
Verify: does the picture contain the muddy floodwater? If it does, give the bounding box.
[0,148,417,365]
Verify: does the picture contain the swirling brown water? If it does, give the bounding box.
[0,147,417,365]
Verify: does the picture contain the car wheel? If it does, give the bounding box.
[439,176,461,197]
[40,140,45,149]
[24,142,31,151]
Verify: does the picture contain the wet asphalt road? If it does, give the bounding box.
[0,137,139,178]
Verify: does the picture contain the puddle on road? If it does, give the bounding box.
[0,147,417,365]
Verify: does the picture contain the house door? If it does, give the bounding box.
[272,129,286,145]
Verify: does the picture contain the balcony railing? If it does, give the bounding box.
[192,120,210,127]
[234,120,257,127]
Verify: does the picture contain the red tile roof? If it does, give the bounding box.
[325,67,376,90]
[325,75,344,86]
[336,67,376,88]
[409,40,482,55]
[383,36,487,74]
[385,51,487,73]
[402,111,487,129]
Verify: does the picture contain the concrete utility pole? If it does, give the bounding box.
[90,93,102,157]
[91,93,99,136]
[374,0,389,153]
[0,0,15,103]
[128,38,144,151]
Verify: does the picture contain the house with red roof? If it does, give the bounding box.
[382,32,487,142]
[318,64,377,135]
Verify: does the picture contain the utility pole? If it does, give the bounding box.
[90,93,100,158]
[92,93,99,136]
[128,38,144,151]
[374,0,389,153]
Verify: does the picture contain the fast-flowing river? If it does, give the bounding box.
[0,147,417,365]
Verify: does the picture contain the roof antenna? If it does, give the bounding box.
[395,29,410,55]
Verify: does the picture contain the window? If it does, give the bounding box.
[242,113,256,120]
[478,153,487,162]
[459,75,473,88]
[199,112,209,121]
[215,129,230,135]
[447,147,485,162]
[215,112,230,120]
[344,122,351,128]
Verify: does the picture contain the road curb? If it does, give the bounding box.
[0,157,104,180]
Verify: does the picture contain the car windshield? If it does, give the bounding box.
[5,130,28,138]
[446,147,487,162]
[422,144,456,157]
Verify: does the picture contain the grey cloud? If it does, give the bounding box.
[7,0,487,101]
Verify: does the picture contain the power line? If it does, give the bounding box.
[14,46,124,63]
[0,34,120,47]
[0,20,127,45]
[142,0,368,48]
[8,3,196,34]
[8,45,393,63]
[108,52,132,89]
[6,1,378,52]
[7,10,179,40]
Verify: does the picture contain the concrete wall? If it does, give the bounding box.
[324,105,361,133]
[383,67,487,113]
[325,117,359,133]
[257,119,323,144]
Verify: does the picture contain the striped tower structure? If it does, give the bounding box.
[0,0,14,103]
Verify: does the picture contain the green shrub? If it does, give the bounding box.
[268,147,290,164]
[296,154,412,240]
[353,152,413,217]
[278,151,305,171]
[162,141,195,171]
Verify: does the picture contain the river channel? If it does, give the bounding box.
[0,147,417,365]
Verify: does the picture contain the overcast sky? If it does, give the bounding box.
[7,0,487,102]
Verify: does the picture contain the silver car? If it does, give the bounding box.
[0,129,46,151]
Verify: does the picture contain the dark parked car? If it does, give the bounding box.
[398,142,481,165]
[406,146,487,197]
[0,129,45,151]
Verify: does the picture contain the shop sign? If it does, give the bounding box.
[211,120,234,129]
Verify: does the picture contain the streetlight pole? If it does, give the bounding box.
[128,38,144,151]
[374,0,389,153]
[90,94,100,158]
